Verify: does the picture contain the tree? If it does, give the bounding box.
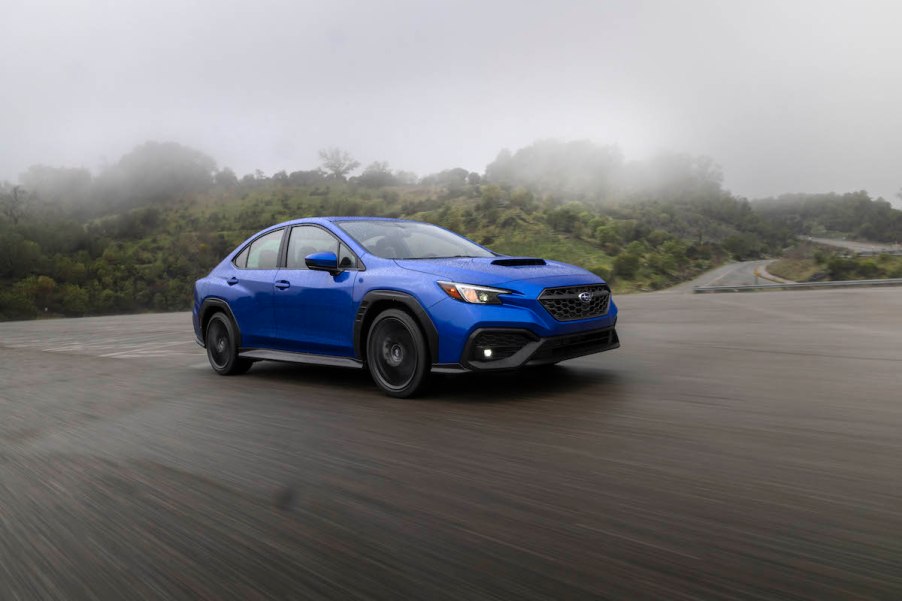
[421,167,469,189]
[318,148,360,181]
[19,165,92,207]
[288,169,326,186]
[357,161,397,187]
[213,167,238,187]
[0,231,41,277]
[546,202,587,234]
[613,253,641,278]
[0,184,27,224]
[97,141,217,208]
[395,170,418,185]
[0,288,36,320]
[484,140,623,199]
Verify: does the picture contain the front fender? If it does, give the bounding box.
[353,290,440,363]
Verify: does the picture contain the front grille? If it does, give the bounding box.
[470,331,534,361]
[539,285,610,321]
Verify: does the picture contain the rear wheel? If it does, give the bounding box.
[205,312,252,375]
[366,309,429,398]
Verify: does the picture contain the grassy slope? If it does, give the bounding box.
[768,242,902,281]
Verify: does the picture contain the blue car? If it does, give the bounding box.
[193,217,619,397]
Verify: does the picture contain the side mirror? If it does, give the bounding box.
[305,251,340,274]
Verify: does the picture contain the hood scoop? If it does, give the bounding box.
[491,257,547,267]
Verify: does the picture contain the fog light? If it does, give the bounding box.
[483,348,493,358]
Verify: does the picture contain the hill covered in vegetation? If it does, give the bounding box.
[0,139,807,321]
[753,191,902,243]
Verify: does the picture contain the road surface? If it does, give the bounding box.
[667,259,775,291]
[1,287,901,599]
[807,236,902,254]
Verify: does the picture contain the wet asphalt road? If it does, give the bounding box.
[1,286,901,600]
[668,259,774,290]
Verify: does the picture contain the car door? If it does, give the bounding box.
[272,225,358,356]
[227,228,284,348]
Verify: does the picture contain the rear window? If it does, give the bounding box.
[241,229,284,269]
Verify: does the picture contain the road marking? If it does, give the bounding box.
[100,341,194,358]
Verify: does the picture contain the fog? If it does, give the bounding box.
[2,0,900,203]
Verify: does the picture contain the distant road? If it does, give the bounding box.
[806,236,902,254]
[666,259,775,291]
[2,287,901,598]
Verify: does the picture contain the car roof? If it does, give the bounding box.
[327,216,412,222]
[268,216,421,229]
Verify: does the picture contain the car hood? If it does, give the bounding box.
[393,256,599,287]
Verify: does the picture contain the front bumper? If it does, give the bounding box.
[438,325,619,372]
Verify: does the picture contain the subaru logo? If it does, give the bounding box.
[578,291,593,303]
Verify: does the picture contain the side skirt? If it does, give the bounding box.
[431,363,469,374]
[238,350,471,373]
[239,349,364,369]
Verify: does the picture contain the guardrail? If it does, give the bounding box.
[694,278,902,293]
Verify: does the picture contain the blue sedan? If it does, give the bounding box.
[193,217,619,397]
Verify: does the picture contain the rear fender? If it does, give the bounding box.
[198,298,241,348]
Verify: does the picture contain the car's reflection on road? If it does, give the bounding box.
[244,359,622,403]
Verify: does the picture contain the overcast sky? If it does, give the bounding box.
[2,0,900,203]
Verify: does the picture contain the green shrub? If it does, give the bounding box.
[613,253,641,278]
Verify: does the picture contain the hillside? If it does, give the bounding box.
[753,191,902,243]
[0,140,791,321]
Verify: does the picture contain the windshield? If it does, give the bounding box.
[337,220,494,259]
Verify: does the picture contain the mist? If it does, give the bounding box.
[2,0,901,203]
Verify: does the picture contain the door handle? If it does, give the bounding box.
[226,276,239,286]
[274,280,291,290]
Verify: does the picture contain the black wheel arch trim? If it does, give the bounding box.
[198,298,241,349]
[354,290,439,363]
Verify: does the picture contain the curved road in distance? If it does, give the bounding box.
[1,285,901,599]
[806,236,902,254]
[666,259,776,291]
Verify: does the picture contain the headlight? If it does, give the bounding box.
[437,281,511,304]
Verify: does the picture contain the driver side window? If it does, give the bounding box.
[286,226,339,269]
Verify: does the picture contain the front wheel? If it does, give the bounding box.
[205,313,253,375]
[366,309,429,398]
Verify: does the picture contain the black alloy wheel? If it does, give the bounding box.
[205,313,252,375]
[366,309,429,398]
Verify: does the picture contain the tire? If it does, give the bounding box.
[205,312,253,375]
[366,309,430,398]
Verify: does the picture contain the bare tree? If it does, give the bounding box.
[318,148,360,181]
